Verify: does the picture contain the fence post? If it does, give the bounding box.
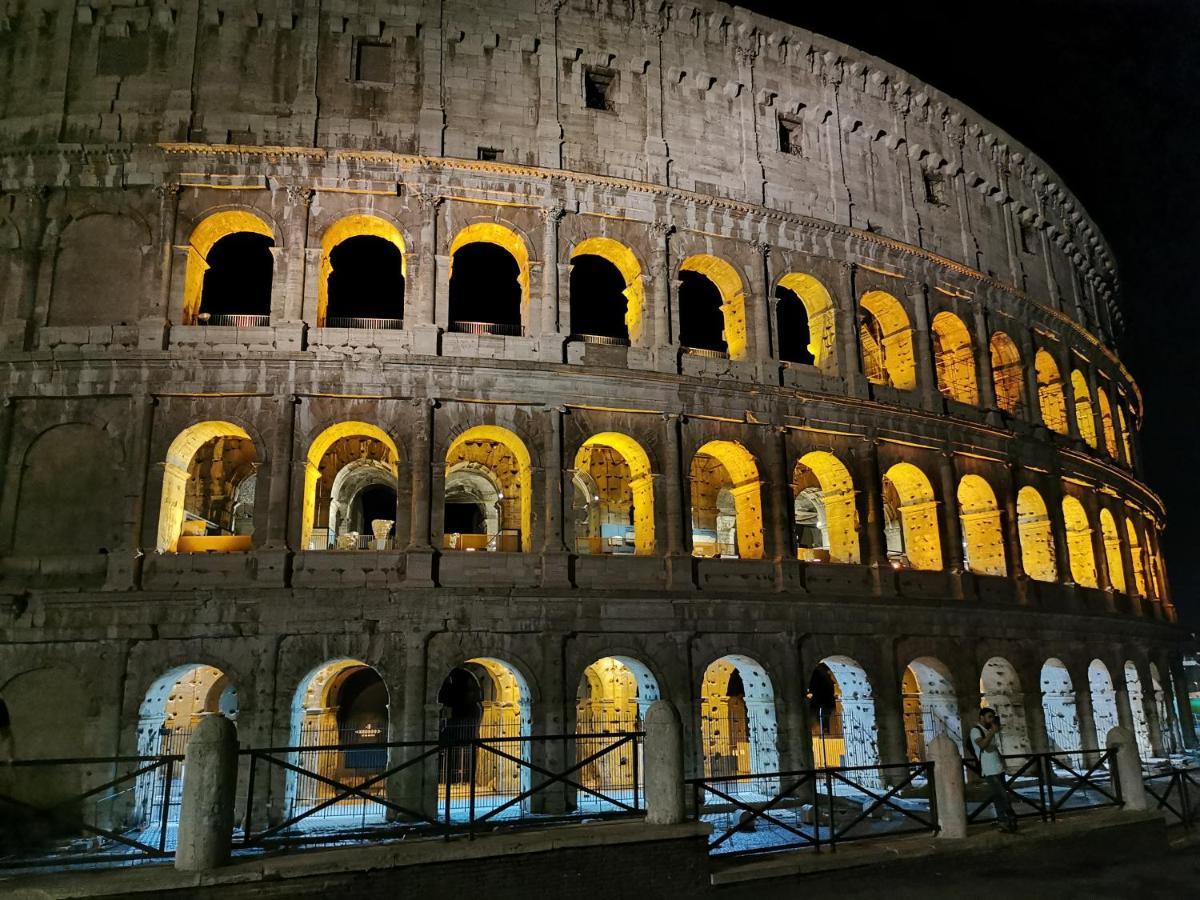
[927,734,967,839]
[176,714,239,871]
[1106,725,1149,812]
[644,700,685,825]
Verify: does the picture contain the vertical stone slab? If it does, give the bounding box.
[927,734,966,839]
[644,700,684,825]
[176,714,238,872]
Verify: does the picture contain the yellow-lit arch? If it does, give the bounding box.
[883,462,941,570]
[1062,495,1097,588]
[793,450,859,563]
[989,332,1023,414]
[680,254,748,360]
[1071,370,1098,448]
[931,311,979,405]
[571,237,645,344]
[182,210,274,324]
[1125,516,1147,596]
[157,421,253,552]
[1017,486,1057,583]
[957,474,1005,576]
[859,291,916,391]
[1035,350,1068,434]
[1099,508,1125,593]
[301,421,400,548]
[317,214,407,325]
[776,272,836,372]
[1096,388,1117,459]
[449,222,531,311]
[446,425,533,552]
[693,440,764,559]
[575,432,656,555]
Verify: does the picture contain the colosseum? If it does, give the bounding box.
[0,0,1194,875]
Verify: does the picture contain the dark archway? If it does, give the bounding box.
[569,254,629,341]
[449,243,522,333]
[775,285,815,364]
[326,235,405,323]
[678,270,727,353]
[198,232,274,321]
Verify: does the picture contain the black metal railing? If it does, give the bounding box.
[448,320,523,336]
[323,316,403,330]
[198,313,271,328]
[688,761,937,857]
[1145,766,1200,827]
[570,333,630,347]
[963,748,1121,825]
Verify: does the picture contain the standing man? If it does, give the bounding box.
[972,707,1018,833]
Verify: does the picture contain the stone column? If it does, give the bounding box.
[1020,331,1043,428]
[853,436,888,570]
[1060,345,1083,443]
[406,399,436,585]
[874,647,910,769]
[0,398,14,551]
[3,185,48,350]
[120,394,158,590]
[838,263,866,397]
[937,450,965,573]
[393,633,430,816]
[1169,657,1199,749]
[1087,368,1107,455]
[539,204,566,354]
[1117,517,1137,599]
[763,425,792,566]
[661,413,690,587]
[649,222,675,365]
[1002,463,1026,600]
[1106,726,1148,812]
[971,303,997,413]
[263,395,298,552]
[645,700,685,824]
[535,1,565,169]
[1024,686,1050,754]
[1089,498,1112,593]
[1074,673,1100,753]
[142,182,181,348]
[1046,476,1071,586]
[175,715,238,871]
[749,241,774,374]
[928,735,967,839]
[542,405,571,587]
[408,192,442,354]
[276,184,313,325]
[642,12,670,180]
[909,283,940,412]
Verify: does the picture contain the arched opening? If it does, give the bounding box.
[808,657,880,771]
[931,311,979,405]
[859,291,916,390]
[1117,404,1134,464]
[302,422,399,551]
[979,657,1032,761]
[775,273,836,371]
[1099,508,1126,593]
[1143,516,1166,599]
[157,422,258,553]
[1017,487,1057,583]
[444,426,532,552]
[288,660,390,823]
[575,657,659,808]
[1125,517,1148,596]
[135,664,238,829]
[183,211,275,326]
[958,475,1006,576]
[1097,389,1118,459]
[989,332,1023,415]
[902,658,961,761]
[569,237,643,344]
[679,255,747,360]
[437,658,532,819]
[1040,659,1081,753]
[572,433,655,556]
[1087,660,1120,748]
[699,655,778,793]
[448,223,528,336]
[1149,663,1181,754]
[1035,350,1068,434]
[791,451,860,563]
[882,462,942,571]
[1071,370,1098,448]
[689,441,764,560]
[319,214,406,327]
[1123,662,1154,760]
[1062,496,1098,588]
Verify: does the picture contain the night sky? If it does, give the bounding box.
[742,0,1200,625]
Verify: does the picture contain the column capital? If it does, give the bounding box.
[155,181,183,201]
[414,191,444,211]
[750,240,772,257]
[539,203,567,225]
[662,411,686,425]
[20,184,49,206]
[409,397,439,410]
[284,184,315,208]
[649,220,675,239]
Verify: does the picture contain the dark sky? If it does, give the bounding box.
[741,0,1200,625]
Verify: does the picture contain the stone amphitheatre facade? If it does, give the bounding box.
[0,0,1193,811]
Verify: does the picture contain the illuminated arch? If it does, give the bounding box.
[1096,388,1118,458]
[679,254,748,360]
[699,654,779,781]
[989,332,1023,414]
[979,657,1032,758]
[1071,369,1098,448]
[317,214,407,325]
[1040,659,1081,753]
[690,440,764,560]
[931,311,979,405]
[301,422,400,549]
[157,421,255,553]
[449,221,531,308]
[859,291,916,390]
[791,451,859,564]
[882,462,942,571]
[957,474,1005,576]
[1099,508,1125,593]
[810,656,881,772]
[446,426,533,552]
[1125,517,1148,596]
[182,210,274,324]
[1035,350,1068,434]
[1061,495,1098,588]
[903,657,961,758]
[574,432,655,556]
[1016,486,1057,582]
[571,237,645,344]
[1123,661,1154,759]
[1088,660,1120,747]
[775,272,836,372]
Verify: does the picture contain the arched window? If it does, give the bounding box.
[572,433,655,556]
[881,462,942,570]
[183,211,275,326]
[319,215,406,328]
[448,223,529,336]
[791,451,859,563]
[979,657,1032,758]
[1040,659,1081,753]
[678,255,747,360]
[1035,350,1068,434]
[858,291,916,390]
[989,332,1023,415]
[1099,508,1125,592]
[957,474,1005,576]
[157,422,258,552]
[1088,660,1120,747]
[699,655,778,789]
[931,312,979,405]
[1016,486,1057,583]
[301,422,400,551]
[1071,369,1098,448]
[903,658,961,760]
[689,440,764,560]
[1061,495,1098,588]
[569,237,643,345]
[576,656,659,809]
[1096,388,1118,458]
[774,273,836,372]
[1125,517,1148,596]
[444,425,532,552]
[809,657,881,776]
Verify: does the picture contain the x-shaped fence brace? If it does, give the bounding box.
[694,771,821,853]
[824,763,938,841]
[1145,769,1199,826]
[1045,749,1120,815]
[963,754,1047,824]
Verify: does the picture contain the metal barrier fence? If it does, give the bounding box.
[688,761,937,857]
[448,320,523,336]
[324,317,403,330]
[964,749,1121,825]
[1145,767,1200,827]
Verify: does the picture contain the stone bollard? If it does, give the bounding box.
[644,700,685,825]
[927,734,967,839]
[1106,725,1149,812]
[176,714,239,871]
